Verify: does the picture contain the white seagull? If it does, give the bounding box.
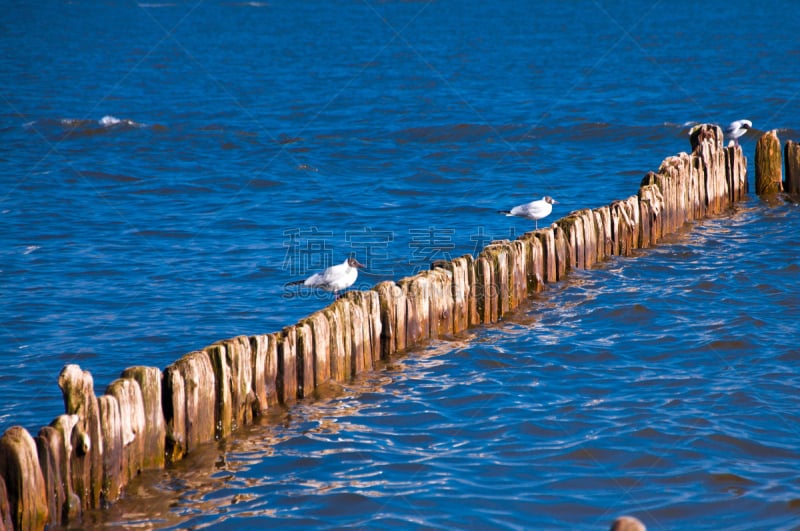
[288,257,364,298]
[499,196,558,229]
[725,119,752,146]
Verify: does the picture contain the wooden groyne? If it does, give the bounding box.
[0,124,758,529]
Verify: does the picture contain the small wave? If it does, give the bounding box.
[99,115,146,128]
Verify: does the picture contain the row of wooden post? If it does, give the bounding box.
[0,125,753,530]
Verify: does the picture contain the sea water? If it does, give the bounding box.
[2,1,799,528]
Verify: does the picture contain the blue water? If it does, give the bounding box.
[2,0,799,528]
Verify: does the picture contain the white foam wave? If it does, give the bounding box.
[99,115,146,128]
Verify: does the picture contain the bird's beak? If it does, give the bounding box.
[353,259,365,269]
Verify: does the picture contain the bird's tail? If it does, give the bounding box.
[497,210,512,216]
[286,279,305,286]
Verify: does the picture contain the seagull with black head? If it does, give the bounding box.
[288,257,364,299]
[498,196,558,229]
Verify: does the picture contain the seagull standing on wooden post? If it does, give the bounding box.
[498,196,558,229]
[725,119,752,146]
[287,257,365,299]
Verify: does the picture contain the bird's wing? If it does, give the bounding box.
[303,271,324,287]
[320,262,347,285]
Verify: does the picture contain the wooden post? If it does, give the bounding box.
[400,273,433,345]
[609,201,623,256]
[0,473,12,531]
[481,242,511,317]
[580,209,597,269]
[295,321,316,395]
[785,140,800,195]
[96,396,123,504]
[755,130,783,195]
[249,334,279,412]
[510,239,529,305]
[443,256,473,333]
[276,326,299,403]
[690,152,707,220]
[474,254,495,324]
[205,343,233,438]
[638,184,664,247]
[105,378,145,484]
[625,195,641,250]
[593,206,612,262]
[535,228,557,283]
[347,290,381,372]
[553,225,568,280]
[304,314,330,390]
[345,294,368,377]
[426,266,455,337]
[374,281,406,357]
[57,364,103,512]
[693,124,727,213]
[725,145,748,202]
[0,426,49,530]
[162,350,217,460]
[323,302,349,382]
[364,290,382,365]
[557,215,580,270]
[120,366,166,470]
[35,415,80,525]
[520,232,545,293]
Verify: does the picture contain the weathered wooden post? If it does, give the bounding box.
[481,242,511,317]
[105,377,145,485]
[120,366,166,471]
[557,215,581,270]
[510,239,529,305]
[276,326,299,403]
[553,225,569,280]
[96,395,123,504]
[725,146,748,202]
[58,364,103,512]
[365,290,382,365]
[0,426,49,530]
[295,320,318,396]
[692,124,728,214]
[426,266,455,337]
[324,300,351,382]
[249,334,279,412]
[400,272,434,344]
[473,254,495,324]
[374,281,406,357]
[302,315,329,391]
[593,206,612,262]
[534,228,557,283]
[755,130,783,195]
[638,184,664,248]
[344,293,368,376]
[518,232,544,293]
[785,140,800,195]
[442,255,475,333]
[162,350,217,461]
[0,473,12,530]
[35,415,81,525]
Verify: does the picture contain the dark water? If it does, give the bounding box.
[2,1,799,528]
